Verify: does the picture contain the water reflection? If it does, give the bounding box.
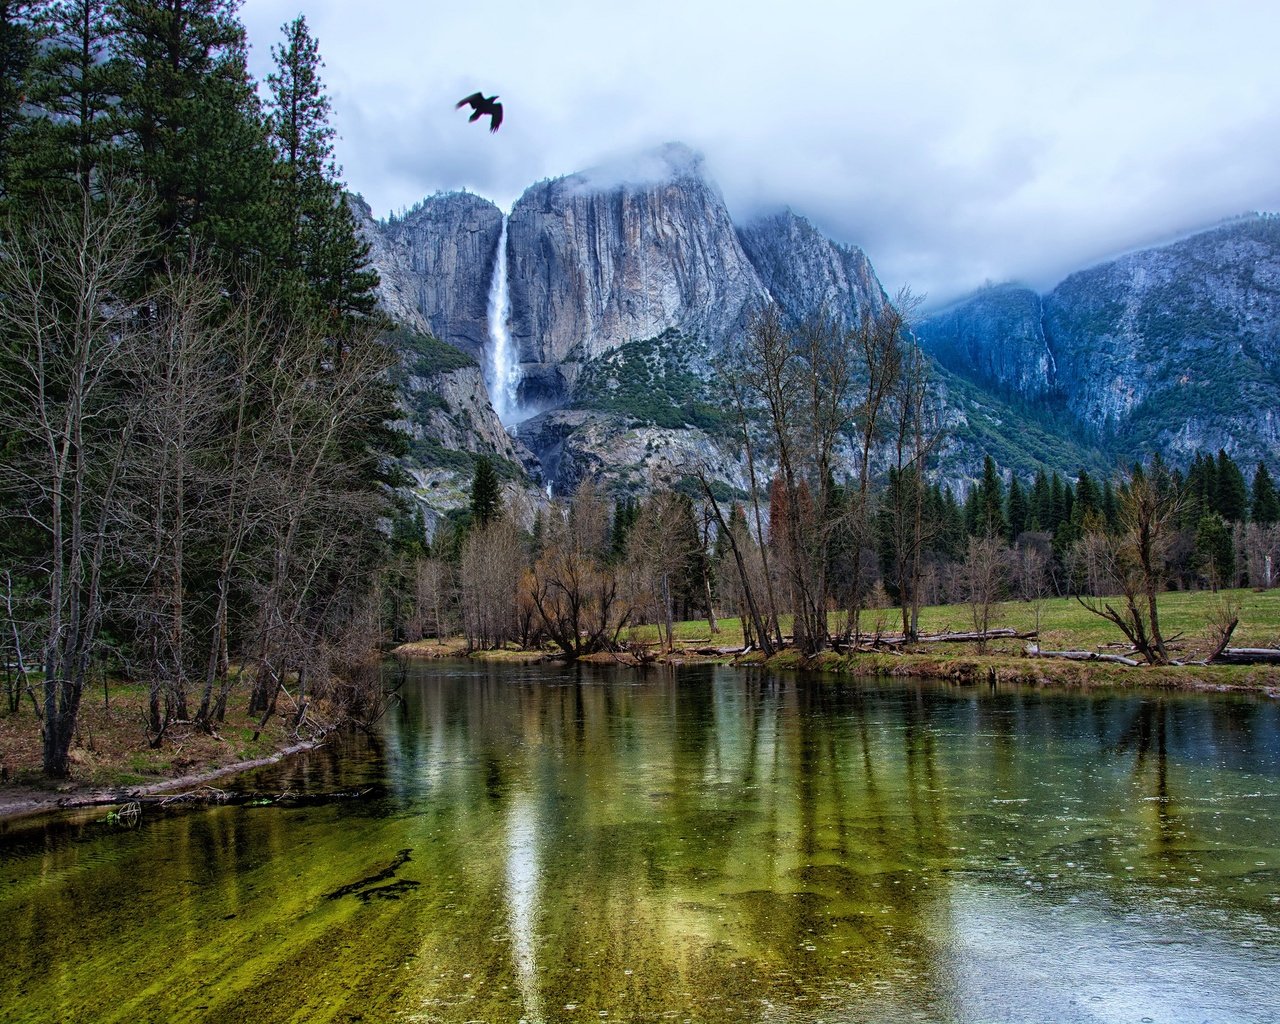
[506,794,543,1023]
[1,663,1277,1023]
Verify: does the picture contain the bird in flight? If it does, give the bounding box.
[456,92,503,133]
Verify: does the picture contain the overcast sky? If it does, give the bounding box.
[240,0,1280,308]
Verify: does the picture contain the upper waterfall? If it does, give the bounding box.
[486,216,522,426]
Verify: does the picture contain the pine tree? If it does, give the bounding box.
[1049,472,1065,533]
[266,15,378,342]
[14,0,119,197]
[1101,478,1119,531]
[1252,462,1279,525]
[1195,513,1234,589]
[113,0,277,267]
[469,455,501,528]
[977,455,1006,538]
[1006,475,1027,543]
[1214,449,1248,523]
[0,0,41,199]
[1029,469,1050,531]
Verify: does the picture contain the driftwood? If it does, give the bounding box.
[1026,645,1141,667]
[874,628,1037,646]
[1208,647,1280,665]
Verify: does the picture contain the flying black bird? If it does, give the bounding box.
[456,92,503,133]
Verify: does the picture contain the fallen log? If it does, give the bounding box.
[873,628,1037,646]
[1026,645,1141,667]
[1208,647,1280,665]
[917,628,1038,643]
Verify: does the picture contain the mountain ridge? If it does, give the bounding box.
[355,146,1277,521]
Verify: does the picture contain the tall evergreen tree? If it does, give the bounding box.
[0,0,40,199]
[1195,513,1235,589]
[1252,462,1279,526]
[1006,475,1027,543]
[1101,478,1119,531]
[1214,448,1248,523]
[1029,469,1050,531]
[113,0,278,267]
[266,14,377,340]
[975,455,1006,539]
[1049,472,1066,533]
[469,455,501,528]
[15,0,119,196]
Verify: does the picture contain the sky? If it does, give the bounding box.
[239,0,1280,308]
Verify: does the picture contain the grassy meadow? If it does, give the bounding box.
[622,587,1280,666]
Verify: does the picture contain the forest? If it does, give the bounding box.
[0,1,406,777]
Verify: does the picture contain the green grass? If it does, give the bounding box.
[627,587,1280,661]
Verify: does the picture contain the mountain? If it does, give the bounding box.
[917,216,1280,467]
[505,143,767,411]
[358,192,503,363]
[358,147,1276,520]
[737,209,887,328]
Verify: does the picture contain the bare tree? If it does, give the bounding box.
[459,517,525,650]
[845,295,908,641]
[122,268,226,743]
[0,188,149,776]
[962,535,1007,652]
[623,492,701,651]
[882,342,941,640]
[1078,465,1181,665]
[526,482,630,658]
[407,555,452,642]
[1013,535,1051,637]
[696,473,774,655]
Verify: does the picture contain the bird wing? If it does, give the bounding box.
[489,102,503,132]
[456,92,484,110]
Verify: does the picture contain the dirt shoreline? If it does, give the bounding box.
[0,738,325,826]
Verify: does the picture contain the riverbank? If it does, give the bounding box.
[0,681,331,824]
[393,636,1280,697]
[393,586,1280,697]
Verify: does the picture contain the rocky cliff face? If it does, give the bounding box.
[917,216,1280,466]
[914,284,1058,404]
[357,192,503,363]
[1044,217,1280,458]
[737,210,887,327]
[504,143,767,406]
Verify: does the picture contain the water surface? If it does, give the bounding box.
[3,662,1278,1022]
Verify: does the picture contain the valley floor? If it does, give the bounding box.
[412,587,1280,695]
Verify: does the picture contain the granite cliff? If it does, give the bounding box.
[917,217,1280,467]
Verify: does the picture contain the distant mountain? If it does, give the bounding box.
[917,216,1280,467]
[356,148,1277,521]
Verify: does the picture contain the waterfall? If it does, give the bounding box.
[486,217,521,426]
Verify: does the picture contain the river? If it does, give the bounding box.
[2,661,1278,1023]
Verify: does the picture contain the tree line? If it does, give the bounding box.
[0,2,406,776]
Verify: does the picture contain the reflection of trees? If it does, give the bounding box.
[1115,698,1183,856]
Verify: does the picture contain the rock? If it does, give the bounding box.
[356,191,503,364]
[504,142,768,406]
[914,283,1058,404]
[918,215,1280,467]
[737,209,887,328]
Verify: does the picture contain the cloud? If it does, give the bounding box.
[240,0,1280,307]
